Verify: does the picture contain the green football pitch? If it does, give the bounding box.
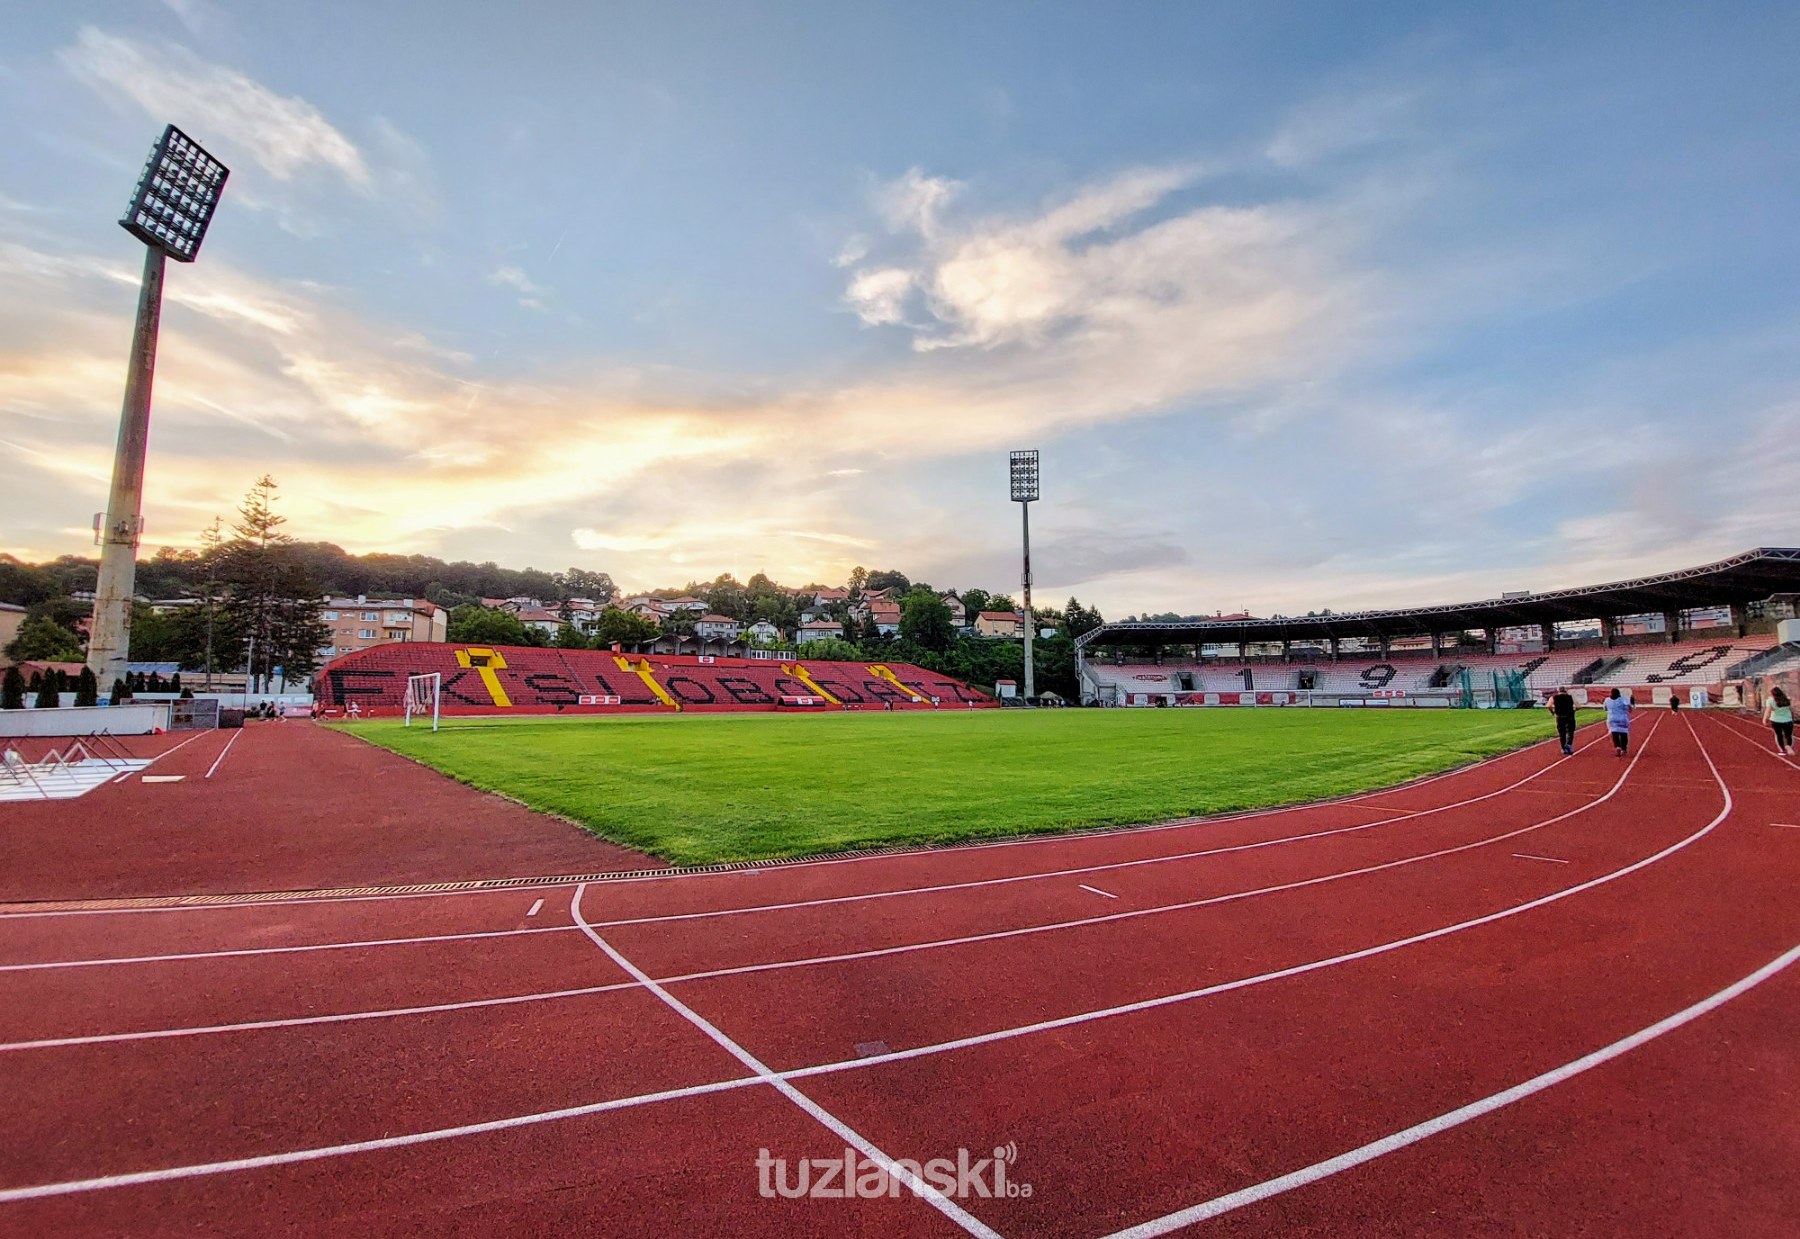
[342,708,1579,866]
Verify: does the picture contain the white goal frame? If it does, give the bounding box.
[405,672,441,731]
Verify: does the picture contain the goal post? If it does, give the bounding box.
[405,672,441,731]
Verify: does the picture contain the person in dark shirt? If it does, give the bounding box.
[1549,687,1578,756]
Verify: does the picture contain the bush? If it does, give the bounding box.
[111,677,132,703]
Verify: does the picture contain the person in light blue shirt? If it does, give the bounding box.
[1604,688,1633,756]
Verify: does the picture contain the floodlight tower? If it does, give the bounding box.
[88,126,229,693]
[1009,449,1040,703]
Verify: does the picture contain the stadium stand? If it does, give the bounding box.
[313,643,994,716]
[1083,635,1780,707]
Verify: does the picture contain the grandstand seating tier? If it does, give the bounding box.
[1083,634,1778,705]
[314,644,994,716]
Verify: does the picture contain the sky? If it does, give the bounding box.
[2,1,1798,618]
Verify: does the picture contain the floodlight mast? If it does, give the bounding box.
[1009,450,1040,702]
[88,126,229,694]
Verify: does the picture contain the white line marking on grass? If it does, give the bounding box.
[526,898,544,917]
[204,729,243,780]
[0,727,1612,920]
[1099,941,1798,1237]
[0,724,1711,1201]
[1079,884,1119,899]
[569,884,1001,1239]
[1511,853,1569,864]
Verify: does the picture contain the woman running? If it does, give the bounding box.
[1604,688,1633,757]
[1764,686,1794,756]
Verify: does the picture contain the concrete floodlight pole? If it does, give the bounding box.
[89,124,229,695]
[1009,448,1040,703]
[88,244,168,692]
[1021,497,1035,701]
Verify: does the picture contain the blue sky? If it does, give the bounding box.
[2,1,1797,616]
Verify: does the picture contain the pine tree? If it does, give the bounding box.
[112,677,132,703]
[33,675,58,709]
[1,666,24,710]
[74,667,99,707]
[219,476,329,690]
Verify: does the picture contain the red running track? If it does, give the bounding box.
[0,714,1794,1235]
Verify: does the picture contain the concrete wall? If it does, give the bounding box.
[0,702,172,737]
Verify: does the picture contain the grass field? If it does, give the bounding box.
[342,708,1579,866]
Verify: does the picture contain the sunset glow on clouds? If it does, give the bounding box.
[3,5,1798,615]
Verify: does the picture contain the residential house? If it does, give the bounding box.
[796,619,844,646]
[941,593,968,629]
[868,602,902,637]
[320,598,447,659]
[974,610,1026,639]
[695,614,744,640]
[812,587,850,607]
[514,608,565,639]
[0,601,24,658]
[743,619,784,645]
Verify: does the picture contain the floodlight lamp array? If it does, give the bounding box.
[1009,449,1040,503]
[119,125,229,262]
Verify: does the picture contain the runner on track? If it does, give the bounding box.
[1763,686,1794,756]
[1604,688,1633,757]
[1550,686,1578,756]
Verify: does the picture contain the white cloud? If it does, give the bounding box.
[844,267,913,326]
[60,27,370,187]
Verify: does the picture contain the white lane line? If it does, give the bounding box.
[1100,942,1799,1237]
[1699,713,1800,770]
[0,730,1624,975]
[1774,824,1800,830]
[526,898,545,917]
[0,980,641,1052]
[0,924,575,972]
[1511,853,1569,865]
[140,776,185,785]
[788,717,1719,1083]
[203,730,244,780]
[0,722,1711,1199]
[0,728,1605,920]
[568,884,1000,1239]
[0,740,1658,1049]
[0,1073,764,1204]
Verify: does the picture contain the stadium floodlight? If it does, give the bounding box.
[1009,450,1040,702]
[88,126,230,693]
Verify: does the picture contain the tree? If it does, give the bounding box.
[7,613,84,663]
[558,567,617,604]
[899,589,956,652]
[446,604,531,646]
[74,666,98,707]
[217,477,330,689]
[960,588,992,619]
[1064,597,1105,640]
[111,677,131,703]
[0,666,23,710]
[794,637,865,662]
[554,623,590,649]
[33,674,59,708]
[865,569,911,595]
[593,608,661,649]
